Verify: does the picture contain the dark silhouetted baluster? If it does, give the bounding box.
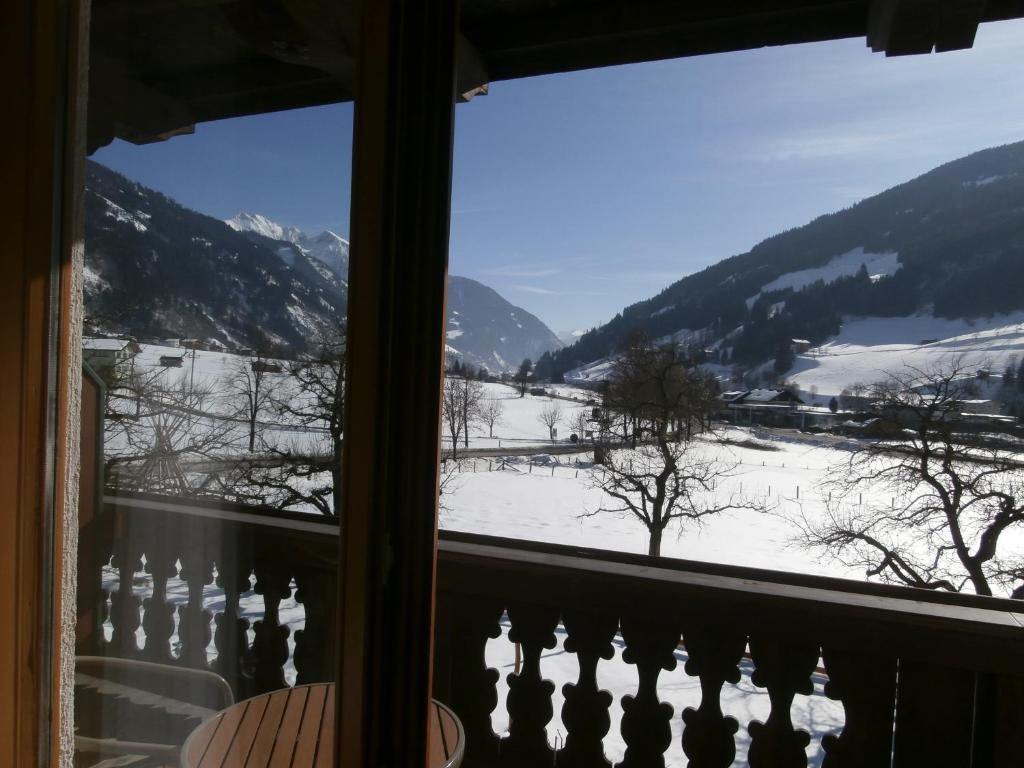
[681,624,746,768]
[140,517,177,663]
[293,560,337,685]
[747,632,819,768]
[109,510,144,657]
[558,608,618,768]
[213,536,254,698]
[891,660,975,768]
[251,554,291,692]
[437,595,504,768]
[820,645,896,767]
[501,603,560,767]
[617,613,682,768]
[177,518,215,668]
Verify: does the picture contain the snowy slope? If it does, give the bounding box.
[746,247,900,308]
[786,311,1024,396]
[224,212,304,243]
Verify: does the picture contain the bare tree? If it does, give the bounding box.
[438,447,461,513]
[588,442,753,557]
[794,359,1024,597]
[586,335,758,556]
[839,382,868,411]
[106,374,236,494]
[441,376,482,460]
[461,377,484,448]
[223,333,345,516]
[479,398,505,438]
[537,402,562,443]
[223,354,278,453]
[569,410,591,442]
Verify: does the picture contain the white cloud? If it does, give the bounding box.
[758,130,913,162]
[512,284,560,295]
[484,265,563,278]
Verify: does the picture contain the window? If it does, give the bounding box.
[75,4,354,762]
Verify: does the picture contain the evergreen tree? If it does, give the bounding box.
[828,396,839,413]
[516,358,532,397]
[773,344,795,376]
[533,351,554,381]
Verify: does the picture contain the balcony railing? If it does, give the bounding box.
[78,492,1024,766]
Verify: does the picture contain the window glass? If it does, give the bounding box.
[441,25,1024,766]
[76,3,352,762]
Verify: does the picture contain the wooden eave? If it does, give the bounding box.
[89,0,1024,151]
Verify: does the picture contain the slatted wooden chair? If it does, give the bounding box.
[74,656,234,768]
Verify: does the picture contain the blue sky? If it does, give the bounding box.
[93,19,1024,334]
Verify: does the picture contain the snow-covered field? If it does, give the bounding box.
[444,382,594,448]
[787,311,1024,397]
[443,430,858,577]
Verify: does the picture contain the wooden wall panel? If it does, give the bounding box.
[0,0,88,766]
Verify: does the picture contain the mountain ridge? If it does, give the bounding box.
[544,139,1024,381]
[83,162,561,369]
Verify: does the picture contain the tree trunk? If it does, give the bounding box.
[647,527,663,558]
[248,414,256,453]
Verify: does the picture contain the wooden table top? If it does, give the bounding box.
[180,683,463,768]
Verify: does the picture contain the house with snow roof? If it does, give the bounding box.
[82,338,140,382]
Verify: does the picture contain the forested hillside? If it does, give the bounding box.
[545,140,1024,378]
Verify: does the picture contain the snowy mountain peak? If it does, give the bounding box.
[225,214,350,280]
[225,212,304,244]
[300,230,350,280]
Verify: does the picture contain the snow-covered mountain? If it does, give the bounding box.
[223,212,304,244]
[550,138,1024,390]
[446,276,562,371]
[226,213,561,370]
[84,168,561,367]
[226,213,350,283]
[84,161,347,352]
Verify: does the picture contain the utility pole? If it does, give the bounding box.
[189,340,197,399]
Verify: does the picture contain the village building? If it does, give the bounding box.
[159,354,185,368]
[81,338,140,382]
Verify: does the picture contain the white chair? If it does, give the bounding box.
[74,656,233,768]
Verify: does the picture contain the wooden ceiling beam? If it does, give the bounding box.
[87,52,196,151]
[457,32,489,102]
[868,0,986,55]
[464,1,868,81]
